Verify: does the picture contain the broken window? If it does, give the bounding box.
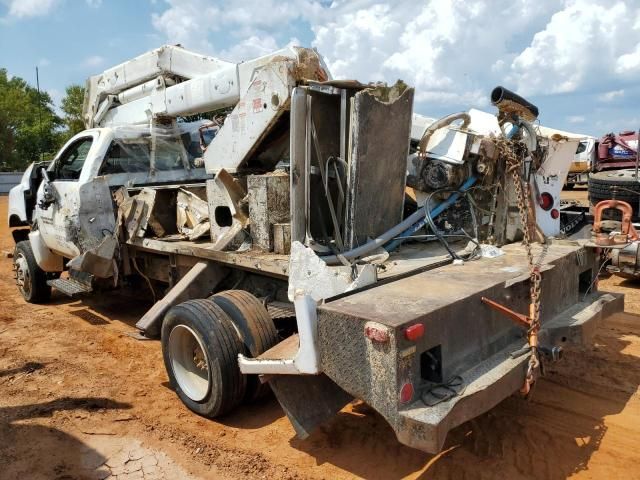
[55,136,94,180]
[98,122,209,176]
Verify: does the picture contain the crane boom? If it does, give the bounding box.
[83,44,330,173]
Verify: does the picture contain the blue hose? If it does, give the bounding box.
[385,176,478,252]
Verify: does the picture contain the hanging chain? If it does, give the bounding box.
[496,137,542,395]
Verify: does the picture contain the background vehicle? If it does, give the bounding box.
[588,130,640,218]
[535,125,595,189]
[7,46,622,454]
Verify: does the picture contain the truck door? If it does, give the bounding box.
[36,133,108,259]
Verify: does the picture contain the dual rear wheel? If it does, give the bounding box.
[161,290,278,418]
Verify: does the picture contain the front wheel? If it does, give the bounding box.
[13,240,51,303]
[161,299,246,418]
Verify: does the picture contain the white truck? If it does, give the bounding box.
[535,125,596,189]
[8,45,622,454]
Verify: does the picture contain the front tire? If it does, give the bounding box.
[162,299,246,418]
[13,240,51,303]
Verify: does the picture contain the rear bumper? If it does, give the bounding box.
[392,291,623,453]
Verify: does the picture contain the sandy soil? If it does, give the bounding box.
[1,190,639,480]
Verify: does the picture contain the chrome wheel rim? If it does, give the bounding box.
[14,253,31,298]
[168,324,210,402]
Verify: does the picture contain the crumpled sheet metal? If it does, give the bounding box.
[176,189,211,241]
[287,241,376,302]
[67,235,119,279]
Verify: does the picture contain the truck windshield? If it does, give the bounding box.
[575,141,587,154]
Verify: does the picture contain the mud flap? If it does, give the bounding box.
[269,374,352,439]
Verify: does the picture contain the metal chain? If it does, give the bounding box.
[496,137,541,395]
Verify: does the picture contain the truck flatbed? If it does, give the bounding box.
[308,241,622,452]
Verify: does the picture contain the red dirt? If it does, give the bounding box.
[1,191,639,480]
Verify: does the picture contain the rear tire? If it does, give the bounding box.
[13,240,51,304]
[209,290,279,402]
[588,169,640,219]
[161,299,246,418]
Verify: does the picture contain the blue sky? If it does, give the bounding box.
[2,0,640,137]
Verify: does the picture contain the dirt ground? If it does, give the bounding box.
[1,189,639,480]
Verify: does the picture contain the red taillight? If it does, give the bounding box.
[539,192,554,211]
[550,208,560,219]
[400,383,414,403]
[404,323,425,341]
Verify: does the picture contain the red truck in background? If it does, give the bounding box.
[588,130,640,219]
[593,130,639,172]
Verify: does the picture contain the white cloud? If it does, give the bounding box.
[150,0,640,116]
[616,43,640,74]
[2,0,59,18]
[311,0,559,108]
[567,115,585,124]
[598,89,625,102]
[151,0,317,58]
[508,1,640,96]
[83,55,105,68]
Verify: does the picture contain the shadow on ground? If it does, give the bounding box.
[0,382,131,480]
[290,312,640,480]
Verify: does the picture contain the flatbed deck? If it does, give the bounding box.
[309,240,623,452]
[128,237,467,281]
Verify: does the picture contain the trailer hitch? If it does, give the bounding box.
[480,297,535,332]
[480,296,540,395]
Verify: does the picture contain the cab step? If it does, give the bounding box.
[47,278,93,297]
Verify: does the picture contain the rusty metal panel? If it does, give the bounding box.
[344,84,414,248]
[273,223,291,254]
[247,173,290,251]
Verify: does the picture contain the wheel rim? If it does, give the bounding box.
[168,324,211,402]
[14,253,31,298]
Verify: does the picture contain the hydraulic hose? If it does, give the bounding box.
[385,176,477,252]
[319,176,477,265]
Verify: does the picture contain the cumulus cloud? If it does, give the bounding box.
[151,0,318,60]
[508,1,640,96]
[150,0,640,116]
[2,0,59,18]
[616,42,640,74]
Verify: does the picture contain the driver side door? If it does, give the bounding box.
[36,135,96,259]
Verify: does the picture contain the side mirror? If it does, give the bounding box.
[38,167,56,210]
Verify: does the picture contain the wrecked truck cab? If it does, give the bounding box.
[10,124,211,267]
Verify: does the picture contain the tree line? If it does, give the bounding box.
[0,68,85,171]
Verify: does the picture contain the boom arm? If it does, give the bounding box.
[83,44,330,172]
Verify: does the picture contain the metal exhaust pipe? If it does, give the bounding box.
[491,86,539,122]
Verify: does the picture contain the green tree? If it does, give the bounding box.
[60,84,86,140]
[0,68,61,171]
